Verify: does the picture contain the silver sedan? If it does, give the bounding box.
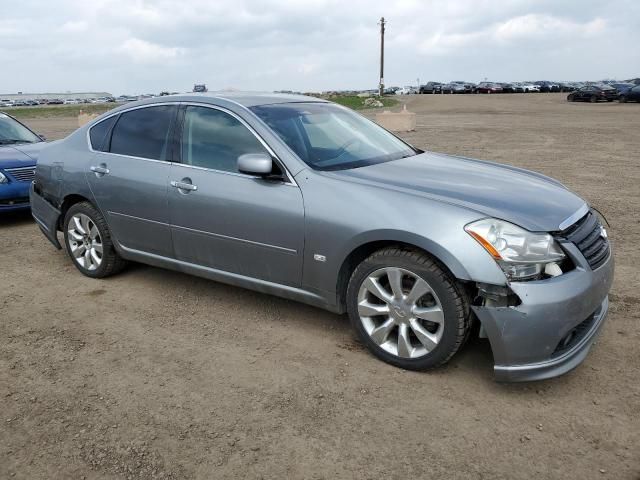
[30,93,613,381]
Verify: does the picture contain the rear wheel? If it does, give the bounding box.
[590,95,598,103]
[346,247,470,371]
[567,94,575,102]
[63,202,127,278]
[619,95,627,103]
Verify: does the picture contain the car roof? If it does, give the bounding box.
[146,91,327,108]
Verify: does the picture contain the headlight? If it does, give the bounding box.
[0,172,7,184]
[465,218,565,281]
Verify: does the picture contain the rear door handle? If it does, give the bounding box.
[170,180,198,192]
[90,164,110,176]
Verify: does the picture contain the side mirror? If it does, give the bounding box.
[238,153,273,176]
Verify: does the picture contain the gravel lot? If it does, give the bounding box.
[2,93,639,479]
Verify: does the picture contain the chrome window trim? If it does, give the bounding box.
[85,101,297,186]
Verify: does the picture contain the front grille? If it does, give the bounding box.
[552,312,597,357]
[5,166,36,182]
[556,210,610,270]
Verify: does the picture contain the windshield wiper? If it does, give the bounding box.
[0,139,33,145]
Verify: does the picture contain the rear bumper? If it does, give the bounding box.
[472,246,614,382]
[29,182,62,249]
[0,181,30,211]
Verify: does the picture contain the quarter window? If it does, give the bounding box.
[110,105,176,161]
[180,106,268,173]
[89,115,117,152]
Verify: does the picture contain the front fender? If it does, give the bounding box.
[299,173,507,301]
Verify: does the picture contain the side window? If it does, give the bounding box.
[180,106,268,173]
[110,105,176,160]
[89,115,117,152]
[633,86,640,93]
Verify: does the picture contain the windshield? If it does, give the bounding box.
[250,102,417,171]
[0,113,40,145]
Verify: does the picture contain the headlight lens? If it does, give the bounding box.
[465,218,565,281]
[0,171,8,184]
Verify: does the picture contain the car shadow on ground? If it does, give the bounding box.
[0,209,33,227]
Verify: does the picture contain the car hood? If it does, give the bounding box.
[0,142,46,168]
[328,152,587,232]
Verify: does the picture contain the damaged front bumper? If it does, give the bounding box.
[472,244,614,382]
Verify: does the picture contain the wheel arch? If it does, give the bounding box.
[58,194,95,230]
[334,231,473,312]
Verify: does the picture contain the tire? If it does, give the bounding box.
[63,201,127,278]
[346,247,470,371]
[590,95,598,103]
[619,95,627,103]
[567,94,575,102]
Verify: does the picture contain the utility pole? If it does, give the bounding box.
[378,17,386,96]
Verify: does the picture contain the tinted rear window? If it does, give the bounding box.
[110,105,176,160]
[89,115,117,152]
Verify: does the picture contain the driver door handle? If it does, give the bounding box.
[170,180,198,192]
[90,164,110,176]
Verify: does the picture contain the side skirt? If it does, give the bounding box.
[117,244,341,313]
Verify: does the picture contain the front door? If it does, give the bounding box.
[168,105,304,286]
[87,104,178,257]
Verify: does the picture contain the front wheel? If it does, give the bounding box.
[590,95,598,103]
[63,202,127,278]
[346,247,470,371]
[619,95,627,103]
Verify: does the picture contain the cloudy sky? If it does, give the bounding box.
[1,0,638,95]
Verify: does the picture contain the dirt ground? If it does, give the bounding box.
[2,93,639,479]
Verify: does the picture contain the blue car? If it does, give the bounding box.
[0,112,47,211]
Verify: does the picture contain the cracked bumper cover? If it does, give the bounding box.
[472,244,614,382]
[30,182,62,249]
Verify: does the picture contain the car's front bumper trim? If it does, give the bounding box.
[493,296,608,382]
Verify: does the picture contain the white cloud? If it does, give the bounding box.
[494,14,606,41]
[59,20,88,33]
[118,38,185,63]
[0,0,638,94]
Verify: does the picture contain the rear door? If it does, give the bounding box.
[87,104,178,257]
[168,104,305,286]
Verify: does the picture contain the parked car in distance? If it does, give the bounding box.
[500,83,515,93]
[419,82,442,94]
[610,83,635,95]
[475,82,503,94]
[47,99,64,105]
[442,82,466,94]
[558,82,577,92]
[30,92,613,382]
[518,83,540,93]
[0,112,47,211]
[534,81,560,92]
[618,85,640,103]
[396,86,418,95]
[567,85,618,102]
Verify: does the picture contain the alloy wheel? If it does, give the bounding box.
[357,267,444,359]
[67,213,103,271]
